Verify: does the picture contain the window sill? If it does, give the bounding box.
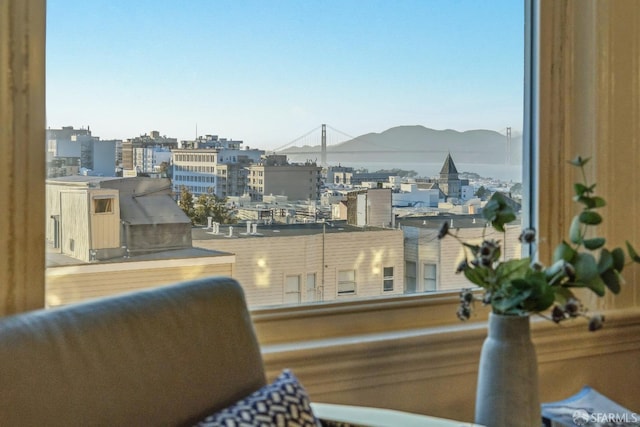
[254,296,640,420]
[251,290,489,346]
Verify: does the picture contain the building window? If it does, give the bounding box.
[337,270,356,295]
[423,264,437,292]
[306,273,317,302]
[93,198,114,214]
[284,275,301,304]
[405,261,417,293]
[383,267,394,292]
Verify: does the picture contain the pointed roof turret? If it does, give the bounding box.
[440,153,459,175]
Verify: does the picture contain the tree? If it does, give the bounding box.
[158,161,171,178]
[193,189,235,225]
[178,186,195,223]
[475,185,490,200]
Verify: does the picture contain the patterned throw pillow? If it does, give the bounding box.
[194,369,321,427]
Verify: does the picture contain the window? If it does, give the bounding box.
[405,261,417,294]
[11,1,640,419]
[423,264,437,292]
[383,267,394,292]
[306,273,317,302]
[42,2,526,311]
[337,270,356,295]
[94,198,114,214]
[284,275,301,304]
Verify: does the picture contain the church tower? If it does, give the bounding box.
[439,153,461,201]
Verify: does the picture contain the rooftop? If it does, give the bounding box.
[191,221,393,240]
[46,246,232,268]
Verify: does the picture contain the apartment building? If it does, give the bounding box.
[46,126,117,177]
[399,215,522,293]
[172,136,264,198]
[121,131,178,175]
[192,222,404,307]
[346,188,394,228]
[131,146,172,174]
[246,155,322,202]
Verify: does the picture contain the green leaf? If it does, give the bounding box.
[522,276,556,312]
[583,237,606,250]
[569,156,591,167]
[553,241,576,263]
[574,195,606,209]
[574,183,589,196]
[579,211,602,225]
[495,258,531,283]
[545,259,566,280]
[627,241,640,263]
[592,196,606,208]
[574,252,599,282]
[569,216,583,244]
[574,195,595,209]
[612,247,625,272]
[463,267,490,288]
[597,249,613,273]
[482,192,516,232]
[600,269,621,294]
[492,290,531,314]
[586,274,607,297]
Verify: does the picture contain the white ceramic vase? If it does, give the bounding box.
[475,313,540,427]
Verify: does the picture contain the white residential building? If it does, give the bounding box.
[392,182,441,207]
[46,126,117,177]
[172,137,264,198]
[192,222,404,307]
[132,146,172,174]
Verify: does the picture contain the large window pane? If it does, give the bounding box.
[45,1,524,309]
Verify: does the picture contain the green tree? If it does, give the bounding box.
[193,189,235,225]
[475,186,490,200]
[178,186,195,223]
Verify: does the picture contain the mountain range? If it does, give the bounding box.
[280,125,521,166]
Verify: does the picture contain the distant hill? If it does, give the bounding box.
[280,125,521,165]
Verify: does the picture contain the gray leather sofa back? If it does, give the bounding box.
[0,276,266,427]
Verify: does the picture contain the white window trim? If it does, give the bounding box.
[337,269,357,296]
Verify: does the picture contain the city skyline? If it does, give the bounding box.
[46,0,524,150]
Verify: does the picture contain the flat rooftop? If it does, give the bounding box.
[191,221,393,240]
[46,246,232,267]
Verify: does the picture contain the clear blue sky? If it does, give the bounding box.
[46,0,523,150]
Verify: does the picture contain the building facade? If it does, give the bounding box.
[171,136,264,198]
[246,155,322,202]
[192,223,404,307]
[400,215,522,293]
[121,131,178,174]
[46,176,192,262]
[438,153,462,201]
[46,126,117,177]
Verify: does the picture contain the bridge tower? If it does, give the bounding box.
[321,124,327,167]
[506,127,512,164]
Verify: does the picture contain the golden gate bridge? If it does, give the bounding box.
[272,124,514,167]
